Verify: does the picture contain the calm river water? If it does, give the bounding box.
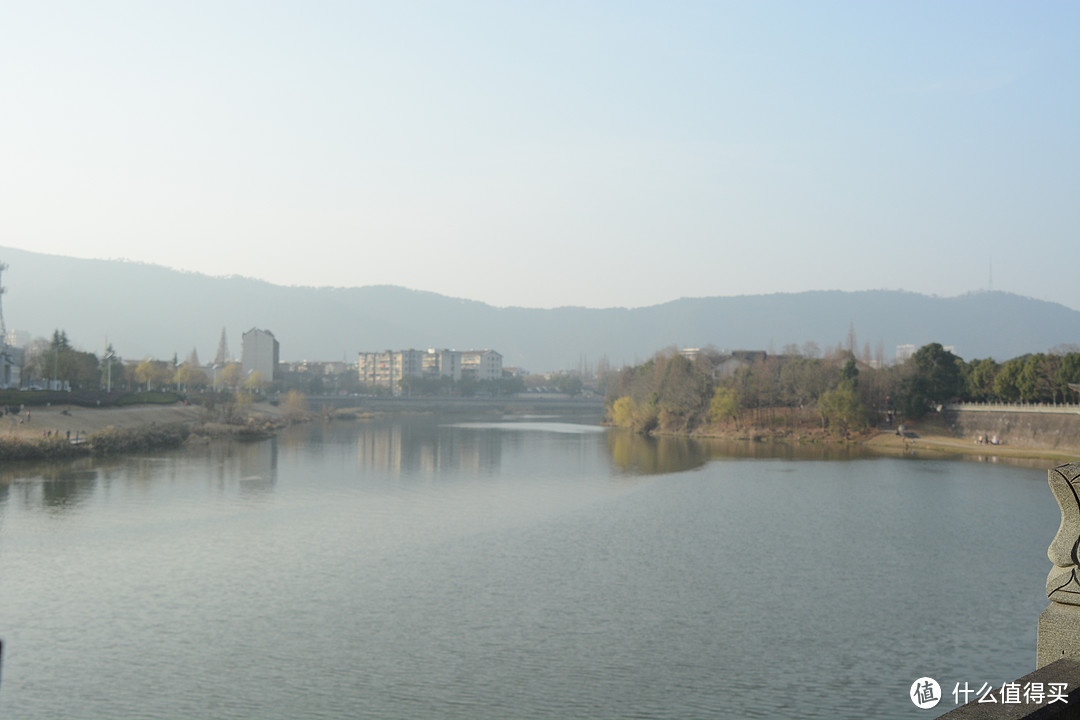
[0,409,1061,719]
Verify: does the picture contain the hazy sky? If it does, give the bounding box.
[1,1,1077,310]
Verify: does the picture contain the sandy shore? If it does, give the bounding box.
[1,402,287,442]
[863,430,1080,465]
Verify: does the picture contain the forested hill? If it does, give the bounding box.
[3,246,1079,371]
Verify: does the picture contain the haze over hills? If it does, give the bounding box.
[2,246,1078,372]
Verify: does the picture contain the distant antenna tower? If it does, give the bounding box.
[989,255,993,292]
[0,261,8,340]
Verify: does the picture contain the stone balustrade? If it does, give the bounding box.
[946,403,1080,415]
[938,463,1080,718]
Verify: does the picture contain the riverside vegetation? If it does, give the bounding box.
[0,389,318,462]
[604,343,1080,440]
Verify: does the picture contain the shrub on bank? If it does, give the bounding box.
[88,424,190,455]
[0,390,184,409]
[0,390,73,408]
[0,436,84,461]
[116,392,183,407]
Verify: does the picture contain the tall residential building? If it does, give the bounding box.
[242,328,280,382]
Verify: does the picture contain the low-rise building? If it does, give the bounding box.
[705,350,767,380]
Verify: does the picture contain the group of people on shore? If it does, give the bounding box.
[40,429,83,443]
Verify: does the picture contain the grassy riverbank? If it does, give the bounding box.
[682,415,1080,466]
[862,427,1080,464]
[0,402,295,461]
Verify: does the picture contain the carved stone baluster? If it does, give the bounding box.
[1047,464,1080,602]
[1038,463,1080,668]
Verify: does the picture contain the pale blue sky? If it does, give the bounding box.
[1,1,1077,309]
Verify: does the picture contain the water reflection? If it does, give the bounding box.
[236,437,278,495]
[695,437,879,462]
[0,437,282,516]
[606,431,710,475]
[606,431,887,475]
[357,421,502,477]
[40,472,97,511]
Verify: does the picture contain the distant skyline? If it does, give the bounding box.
[2,2,1077,311]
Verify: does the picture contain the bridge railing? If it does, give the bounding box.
[945,402,1080,415]
[937,464,1080,718]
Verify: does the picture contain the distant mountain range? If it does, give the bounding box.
[2,246,1078,371]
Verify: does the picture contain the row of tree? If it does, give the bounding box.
[605,343,1080,435]
[21,331,101,390]
[21,331,270,394]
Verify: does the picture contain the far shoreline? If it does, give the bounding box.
[0,401,294,465]
[677,421,1080,467]
[0,396,601,465]
[2,399,1076,471]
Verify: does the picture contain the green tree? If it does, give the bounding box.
[708,386,741,427]
[244,370,267,394]
[611,396,638,428]
[901,343,962,417]
[175,364,208,391]
[964,358,999,401]
[27,330,101,390]
[840,357,859,386]
[551,374,584,396]
[65,349,101,390]
[653,353,713,430]
[607,394,658,433]
[282,390,309,421]
[993,357,1025,402]
[1018,354,1050,402]
[135,359,172,391]
[50,329,70,352]
[219,362,243,392]
[817,384,868,434]
[1057,353,1080,402]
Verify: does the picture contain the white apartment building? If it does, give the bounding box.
[242,328,280,382]
[358,348,503,394]
[460,349,502,382]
